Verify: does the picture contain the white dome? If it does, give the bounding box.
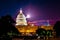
[16,9,27,26]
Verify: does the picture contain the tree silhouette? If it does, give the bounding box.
[53,21,60,37]
[46,30,52,37]
[36,28,46,36]
[0,15,20,39]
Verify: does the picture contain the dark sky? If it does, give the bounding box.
[0,0,60,24]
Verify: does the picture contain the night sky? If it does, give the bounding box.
[0,0,60,25]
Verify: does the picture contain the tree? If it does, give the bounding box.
[53,21,60,37]
[36,28,46,36]
[46,30,52,37]
[36,28,46,40]
[0,15,20,39]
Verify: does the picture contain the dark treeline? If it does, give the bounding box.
[53,21,60,37]
[0,15,20,39]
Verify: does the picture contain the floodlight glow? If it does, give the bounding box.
[26,14,30,18]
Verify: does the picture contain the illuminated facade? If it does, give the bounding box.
[16,25,38,35]
[16,9,27,26]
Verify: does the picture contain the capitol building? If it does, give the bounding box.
[15,9,53,35]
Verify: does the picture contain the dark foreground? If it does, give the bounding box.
[12,36,60,40]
